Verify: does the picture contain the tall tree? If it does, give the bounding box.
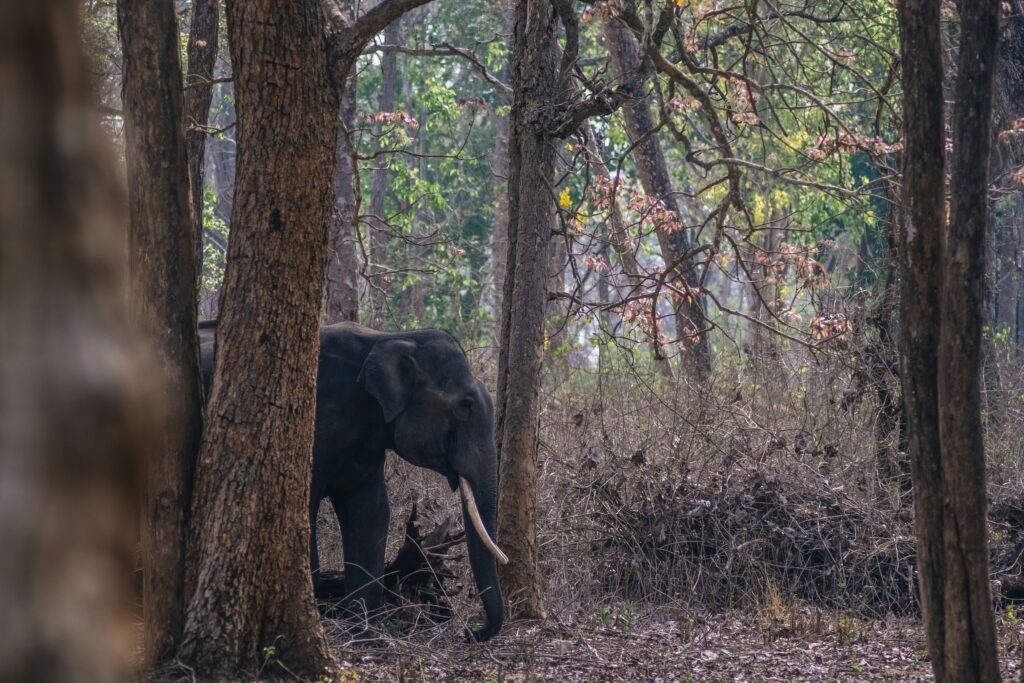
[177,0,435,675]
[0,1,157,680]
[117,0,204,665]
[487,2,513,337]
[938,0,1001,679]
[602,17,711,380]
[495,0,561,621]
[897,0,949,670]
[176,0,338,676]
[898,0,1001,680]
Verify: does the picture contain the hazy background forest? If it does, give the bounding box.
[3,0,1023,680]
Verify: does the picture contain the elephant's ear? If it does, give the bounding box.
[358,339,420,422]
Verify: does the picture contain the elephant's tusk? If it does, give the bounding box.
[459,477,509,565]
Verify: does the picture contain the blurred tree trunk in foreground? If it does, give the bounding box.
[118,0,204,665]
[0,1,158,681]
[898,0,1001,681]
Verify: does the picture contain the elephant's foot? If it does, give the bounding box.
[464,624,499,643]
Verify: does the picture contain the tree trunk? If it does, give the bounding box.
[325,1,360,325]
[184,0,220,272]
[366,19,403,322]
[176,0,337,676]
[898,1,1002,681]
[490,112,511,339]
[938,0,1001,679]
[0,2,157,680]
[118,0,205,665]
[897,1,950,676]
[495,0,560,622]
[869,177,908,483]
[488,3,513,341]
[602,16,711,380]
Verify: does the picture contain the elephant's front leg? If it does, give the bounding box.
[334,471,389,618]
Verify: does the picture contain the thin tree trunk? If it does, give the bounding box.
[495,0,560,622]
[118,0,205,665]
[0,2,156,680]
[176,0,337,676]
[870,177,907,483]
[938,0,1001,679]
[488,3,513,341]
[489,112,511,338]
[325,1,360,324]
[184,0,220,272]
[366,19,402,322]
[602,16,711,380]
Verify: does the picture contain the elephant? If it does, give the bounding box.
[199,320,506,642]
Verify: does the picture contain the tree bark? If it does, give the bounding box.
[184,0,220,272]
[938,1,1001,679]
[0,2,157,680]
[495,0,560,622]
[897,0,947,675]
[602,16,711,380]
[176,0,337,676]
[118,0,205,665]
[898,1,1002,681]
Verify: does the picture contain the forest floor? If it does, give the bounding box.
[325,605,1024,682]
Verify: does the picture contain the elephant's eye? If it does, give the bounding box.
[455,396,474,420]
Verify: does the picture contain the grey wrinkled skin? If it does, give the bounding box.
[199,321,503,642]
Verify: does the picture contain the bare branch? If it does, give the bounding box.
[369,42,512,100]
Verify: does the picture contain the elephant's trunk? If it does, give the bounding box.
[458,473,504,642]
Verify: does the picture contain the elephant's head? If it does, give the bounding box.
[357,334,506,642]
